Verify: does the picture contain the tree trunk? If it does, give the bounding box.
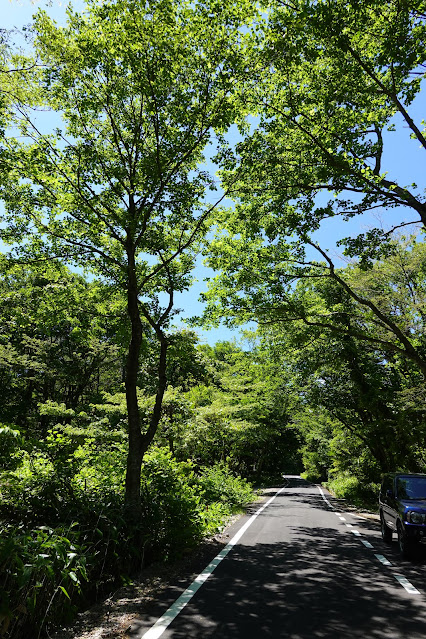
[124,251,144,510]
[124,250,171,511]
[141,335,169,453]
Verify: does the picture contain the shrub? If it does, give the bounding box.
[326,472,379,508]
[198,501,233,536]
[0,523,88,639]
[0,489,149,639]
[197,462,255,509]
[140,448,204,559]
[139,451,257,561]
[0,446,257,638]
[0,425,24,471]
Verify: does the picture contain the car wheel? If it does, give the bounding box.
[380,514,392,544]
[397,522,415,559]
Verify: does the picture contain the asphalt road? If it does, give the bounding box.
[131,476,426,639]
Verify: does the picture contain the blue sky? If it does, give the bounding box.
[2,0,425,345]
[2,0,85,28]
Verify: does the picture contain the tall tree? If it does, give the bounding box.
[0,259,122,430]
[200,234,426,377]
[261,314,426,475]
[180,339,301,478]
[218,0,426,259]
[0,0,257,508]
[199,0,426,383]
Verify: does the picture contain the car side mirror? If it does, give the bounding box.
[386,489,394,498]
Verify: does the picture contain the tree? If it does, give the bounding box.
[139,329,212,395]
[179,340,302,478]
[0,259,122,431]
[201,231,426,375]
[198,2,426,389]
[244,238,426,478]
[199,235,426,476]
[254,303,426,482]
[0,0,257,508]
[218,0,426,253]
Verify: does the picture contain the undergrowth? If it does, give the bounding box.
[325,472,380,510]
[0,446,256,639]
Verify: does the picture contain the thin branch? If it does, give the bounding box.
[383,221,421,237]
[257,97,426,222]
[373,124,383,176]
[307,239,426,373]
[12,106,126,244]
[134,76,233,243]
[259,308,417,361]
[137,188,230,292]
[156,253,175,327]
[17,200,124,270]
[346,43,426,151]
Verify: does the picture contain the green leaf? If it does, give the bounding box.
[59,586,71,600]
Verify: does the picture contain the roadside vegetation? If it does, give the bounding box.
[0,262,295,638]
[0,0,425,637]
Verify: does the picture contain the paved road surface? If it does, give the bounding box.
[131,477,426,638]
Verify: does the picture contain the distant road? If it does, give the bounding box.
[133,476,426,639]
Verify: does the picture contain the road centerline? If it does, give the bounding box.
[361,539,374,549]
[374,554,392,567]
[393,575,421,595]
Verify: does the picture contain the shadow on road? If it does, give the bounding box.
[124,479,426,639]
[161,524,426,639]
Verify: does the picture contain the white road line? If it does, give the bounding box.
[374,554,392,566]
[361,539,374,549]
[393,575,421,595]
[316,487,421,596]
[317,486,335,510]
[141,485,288,639]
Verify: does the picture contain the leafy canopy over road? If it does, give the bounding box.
[0,2,426,635]
[201,0,426,374]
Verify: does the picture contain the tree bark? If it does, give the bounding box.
[141,334,169,453]
[124,248,144,510]
[124,248,171,511]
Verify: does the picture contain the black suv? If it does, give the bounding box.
[379,473,426,557]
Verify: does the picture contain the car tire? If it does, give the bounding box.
[380,514,392,544]
[397,522,415,559]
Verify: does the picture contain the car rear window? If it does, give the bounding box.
[396,476,426,500]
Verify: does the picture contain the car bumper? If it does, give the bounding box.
[404,522,426,541]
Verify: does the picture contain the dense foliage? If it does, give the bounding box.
[202,236,426,501]
[0,0,260,509]
[198,0,426,497]
[0,0,425,637]
[0,263,296,638]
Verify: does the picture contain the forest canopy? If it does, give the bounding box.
[0,0,425,637]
